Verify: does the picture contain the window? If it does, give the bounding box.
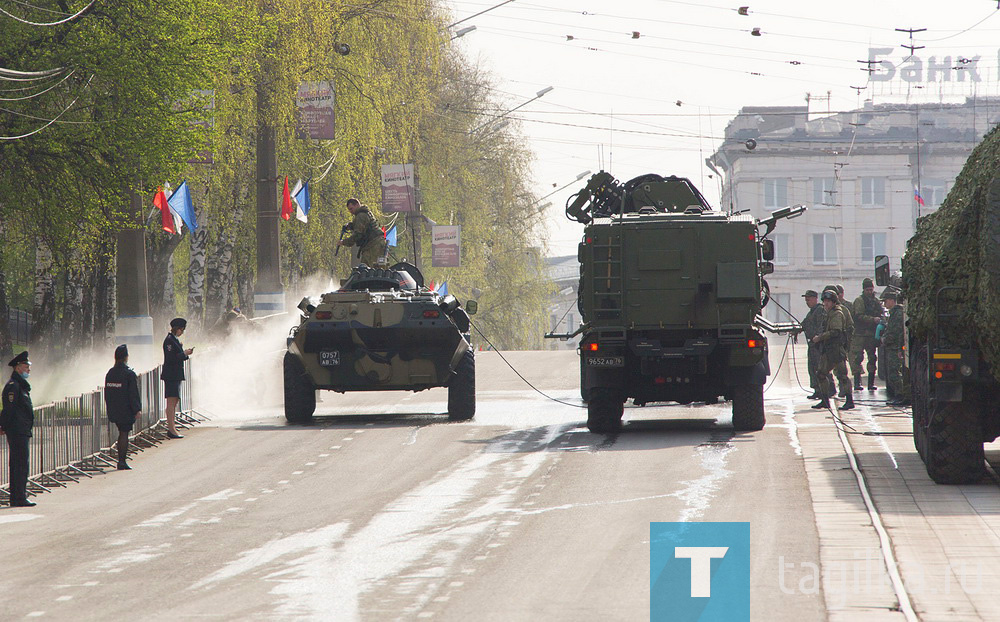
[766,293,792,324]
[763,178,787,210]
[920,180,948,208]
[771,234,790,265]
[860,177,886,207]
[860,233,886,263]
[813,178,836,207]
[812,233,838,265]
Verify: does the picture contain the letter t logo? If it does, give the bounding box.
[675,547,729,597]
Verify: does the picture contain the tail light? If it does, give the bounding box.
[423,310,440,319]
[587,342,599,351]
[315,311,332,320]
[747,339,758,348]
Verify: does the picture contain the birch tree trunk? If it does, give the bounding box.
[61,252,86,351]
[187,217,207,328]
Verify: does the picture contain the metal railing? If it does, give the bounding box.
[0,360,204,500]
[8,308,31,345]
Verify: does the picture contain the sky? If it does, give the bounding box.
[442,0,1000,256]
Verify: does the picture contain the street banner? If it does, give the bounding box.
[381,163,416,213]
[295,81,335,140]
[432,225,461,267]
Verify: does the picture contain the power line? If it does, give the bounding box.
[0,69,74,101]
[0,0,95,26]
[0,74,92,140]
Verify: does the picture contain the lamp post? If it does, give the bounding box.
[451,25,477,40]
[469,86,553,134]
[533,170,592,206]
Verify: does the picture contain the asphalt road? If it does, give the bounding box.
[0,350,827,621]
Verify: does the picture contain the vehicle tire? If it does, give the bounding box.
[925,395,985,485]
[731,383,765,431]
[284,352,316,424]
[910,342,929,462]
[448,350,476,421]
[587,388,623,434]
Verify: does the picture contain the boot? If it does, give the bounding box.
[867,375,876,391]
[807,390,821,399]
[854,375,863,391]
[812,397,831,409]
[117,461,131,471]
[841,394,856,410]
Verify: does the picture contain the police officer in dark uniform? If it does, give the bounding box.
[105,344,141,470]
[0,351,34,506]
[161,318,193,439]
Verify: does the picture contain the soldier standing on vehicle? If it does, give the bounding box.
[851,278,884,392]
[337,198,387,267]
[0,351,34,506]
[880,290,909,406]
[105,344,141,470]
[800,290,827,399]
[812,290,855,410]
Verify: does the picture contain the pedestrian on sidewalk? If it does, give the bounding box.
[105,345,141,470]
[0,351,35,507]
[161,318,193,439]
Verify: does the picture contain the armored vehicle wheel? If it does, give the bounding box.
[731,384,765,431]
[910,343,929,462]
[925,396,985,485]
[448,350,476,421]
[284,352,316,424]
[587,388,623,434]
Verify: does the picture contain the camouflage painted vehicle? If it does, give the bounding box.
[554,171,803,434]
[283,262,477,424]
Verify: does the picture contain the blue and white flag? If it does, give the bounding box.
[385,225,397,247]
[167,181,198,231]
[437,281,448,296]
[292,179,311,223]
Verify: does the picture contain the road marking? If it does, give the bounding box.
[417,613,434,618]
[318,454,330,457]
[305,462,316,466]
[342,437,354,441]
[474,555,488,561]
[433,596,450,602]
[26,611,44,617]
[245,498,258,502]
[55,596,72,602]
[331,446,342,450]
[292,471,304,476]
[226,507,242,513]
[354,429,367,434]
[180,533,194,538]
[0,514,41,524]
[197,489,244,502]
[277,480,290,484]
[449,581,464,587]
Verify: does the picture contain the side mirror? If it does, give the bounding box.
[465,300,478,315]
[874,255,890,286]
[760,239,775,261]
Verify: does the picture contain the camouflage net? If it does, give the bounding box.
[903,124,1000,380]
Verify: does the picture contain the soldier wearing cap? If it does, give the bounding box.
[161,318,194,439]
[812,290,855,410]
[105,344,141,470]
[800,290,827,399]
[0,351,34,506]
[880,289,909,406]
[851,277,885,392]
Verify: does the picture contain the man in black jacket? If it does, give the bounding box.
[0,351,34,506]
[105,344,141,470]
[161,318,193,439]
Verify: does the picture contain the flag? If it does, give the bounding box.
[428,280,436,292]
[385,225,397,247]
[281,176,294,221]
[292,179,311,223]
[438,281,448,296]
[914,185,925,207]
[163,182,182,233]
[167,181,198,232]
[154,187,175,234]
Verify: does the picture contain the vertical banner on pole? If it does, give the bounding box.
[432,225,461,267]
[381,164,416,213]
[295,81,336,140]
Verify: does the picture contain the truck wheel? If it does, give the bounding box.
[925,398,985,484]
[448,350,476,421]
[587,388,623,434]
[910,343,929,462]
[731,384,765,431]
[284,352,316,424]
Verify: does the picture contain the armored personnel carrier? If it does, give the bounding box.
[283,262,477,424]
[551,171,802,434]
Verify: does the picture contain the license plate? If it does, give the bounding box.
[587,356,623,367]
[320,351,341,367]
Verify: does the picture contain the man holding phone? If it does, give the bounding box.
[161,318,194,439]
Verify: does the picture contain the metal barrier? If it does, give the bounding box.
[0,360,204,500]
[7,308,31,345]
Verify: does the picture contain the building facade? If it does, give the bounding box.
[708,97,1000,322]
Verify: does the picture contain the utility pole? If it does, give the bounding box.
[115,178,154,365]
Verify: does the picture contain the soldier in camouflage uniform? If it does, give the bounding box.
[851,278,884,391]
[337,198,388,267]
[823,285,853,397]
[800,290,827,399]
[880,290,909,406]
[812,290,855,410]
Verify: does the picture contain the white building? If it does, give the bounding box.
[708,97,1000,323]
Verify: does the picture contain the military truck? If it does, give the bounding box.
[888,125,1000,483]
[551,171,803,434]
[283,263,477,424]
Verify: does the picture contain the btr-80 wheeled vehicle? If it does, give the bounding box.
[283,263,477,424]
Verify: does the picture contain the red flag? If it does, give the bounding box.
[154,187,175,234]
[281,176,294,221]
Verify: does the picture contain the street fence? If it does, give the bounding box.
[0,360,204,501]
[8,308,31,345]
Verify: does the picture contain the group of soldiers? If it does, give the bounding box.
[800,278,909,411]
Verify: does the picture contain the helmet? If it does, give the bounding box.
[820,290,838,302]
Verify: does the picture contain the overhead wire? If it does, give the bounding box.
[0,0,95,26]
[0,69,74,101]
[0,74,93,140]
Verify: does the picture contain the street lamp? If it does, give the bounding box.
[451,25,477,40]
[469,86,554,134]
[532,170,592,206]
